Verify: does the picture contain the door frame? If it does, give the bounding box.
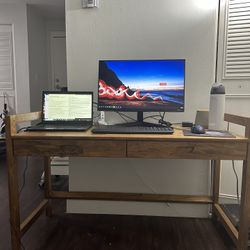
[49,31,66,90]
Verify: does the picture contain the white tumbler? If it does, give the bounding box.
[208,83,225,130]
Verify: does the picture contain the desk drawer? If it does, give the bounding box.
[127,140,247,160]
[14,139,126,158]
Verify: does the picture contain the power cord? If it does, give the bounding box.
[144,112,173,127]
[17,126,31,133]
[116,112,129,123]
[158,112,172,127]
[94,113,101,119]
[227,122,240,204]
[158,119,172,127]
[232,160,240,204]
[131,164,171,209]
[19,156,29,196]
[116,112,137,123]
[143,115,160,121]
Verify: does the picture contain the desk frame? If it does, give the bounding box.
[5,112,250,250]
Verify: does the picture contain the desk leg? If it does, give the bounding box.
[237,157,250,250]
[237,126,250,250]
[212,160,221,204]
[212,160,221,222]
[5,115,21,250]
[7,156,21,250]
[44,156,52,216]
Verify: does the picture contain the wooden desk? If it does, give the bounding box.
[5,112,250,250]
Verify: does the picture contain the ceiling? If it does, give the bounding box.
[26,0,65,20]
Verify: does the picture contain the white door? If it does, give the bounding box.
[50,31,67,91]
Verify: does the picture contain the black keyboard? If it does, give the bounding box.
[92,125,174,134]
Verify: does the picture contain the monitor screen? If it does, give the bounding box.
[98,59,185,112]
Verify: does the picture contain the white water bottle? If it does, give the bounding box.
[208,83,225,130]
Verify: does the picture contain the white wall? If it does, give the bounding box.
[27,5,48,112]
[0,2,30,114]
[46,20,65,90]
[27,6,66,111]
[66,0,218,217]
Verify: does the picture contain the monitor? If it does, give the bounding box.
[98,59,185,124]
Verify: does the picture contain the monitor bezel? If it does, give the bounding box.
[97,59,185,113]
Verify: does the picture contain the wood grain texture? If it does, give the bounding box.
[12,137,248,160]
[44,157,52,198]
[13,140,127,158]
[13,111,41,123]
[13,128,247,142]
[20,199,48,237]
[213,204,238,245]
[127,141,247,160]
[5,116,21,250]
[212,160,221,204]
[224,113,250,127]
[50,191,213,204]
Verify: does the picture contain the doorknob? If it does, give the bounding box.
[55,84,61,90]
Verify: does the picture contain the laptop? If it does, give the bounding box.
[26,91,93,131]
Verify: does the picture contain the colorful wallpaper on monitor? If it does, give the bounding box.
[98,60,185,112]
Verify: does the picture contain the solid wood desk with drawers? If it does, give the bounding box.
[5,112,250,250]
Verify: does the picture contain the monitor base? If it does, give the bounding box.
[115,111,170,128]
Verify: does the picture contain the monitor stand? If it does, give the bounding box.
[116,111,163,127]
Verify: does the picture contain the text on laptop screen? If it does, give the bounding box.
[43,93,92,121]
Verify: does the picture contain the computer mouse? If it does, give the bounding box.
[191,124,205,134]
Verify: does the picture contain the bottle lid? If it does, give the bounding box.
[210,83,225,94]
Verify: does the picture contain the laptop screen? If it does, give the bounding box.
[42,91,93,122]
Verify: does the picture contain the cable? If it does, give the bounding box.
[214,0,221,83]
[156,112,171,127]
[116,112,136,122]
[93,113,101,119]
[19,156,29,196]
[144,113,173,127]
[131,164,171,209]
[161,112,166,121]
[117,112,129,123]
[227,122,240,204]
[17,126,31,133]
[143,114,162,121]
[232,160,240,204]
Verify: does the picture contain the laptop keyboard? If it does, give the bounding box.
[26,123,92,131]
[92,125,174,134]
[41,124,86,129]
